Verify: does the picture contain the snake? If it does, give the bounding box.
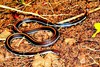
[5,12,86,56]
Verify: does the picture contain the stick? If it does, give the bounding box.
[83,46,100,52]
[58,6,100,24]
[89,56,99,65]
[15,37,25,47]
[0,5,47,20]
[0,38,6,40]
[0,4,100,24]
[88,6,100,14]
[58,13,85,24]
[42,14,70,16]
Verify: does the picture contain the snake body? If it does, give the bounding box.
[5,19,60,56]
[5,13,86,56]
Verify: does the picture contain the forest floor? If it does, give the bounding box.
[0,0,100,67]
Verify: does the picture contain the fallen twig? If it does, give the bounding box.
[48,2,54,14]
[83,46,100,52]
[15,37,25,47]
[89,56,99,65]
[1,4,100,24]
[58,13,85,24]
[42,14,70,16]
[0,5,47,20]
[0,38,6,41]
[0,4,73,22]
[58,26,63,31]
[58,6,100,24]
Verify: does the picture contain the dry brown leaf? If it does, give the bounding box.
[32,53,62,67]
[64,38,76,45]
[44,53,59,67]
[45,53,59,60]
[0,52,5,63]
[32,54,45,67]
[44,57,52,67]
[0,29,11,40]
[5,51,14,59]
[78,54,86,64]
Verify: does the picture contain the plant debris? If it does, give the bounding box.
[32,53,65,67]
[0,0,100,67]
[0,28,11,40]
[64,38,76,45]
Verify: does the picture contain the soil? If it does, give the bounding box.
[0,0,100,67]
